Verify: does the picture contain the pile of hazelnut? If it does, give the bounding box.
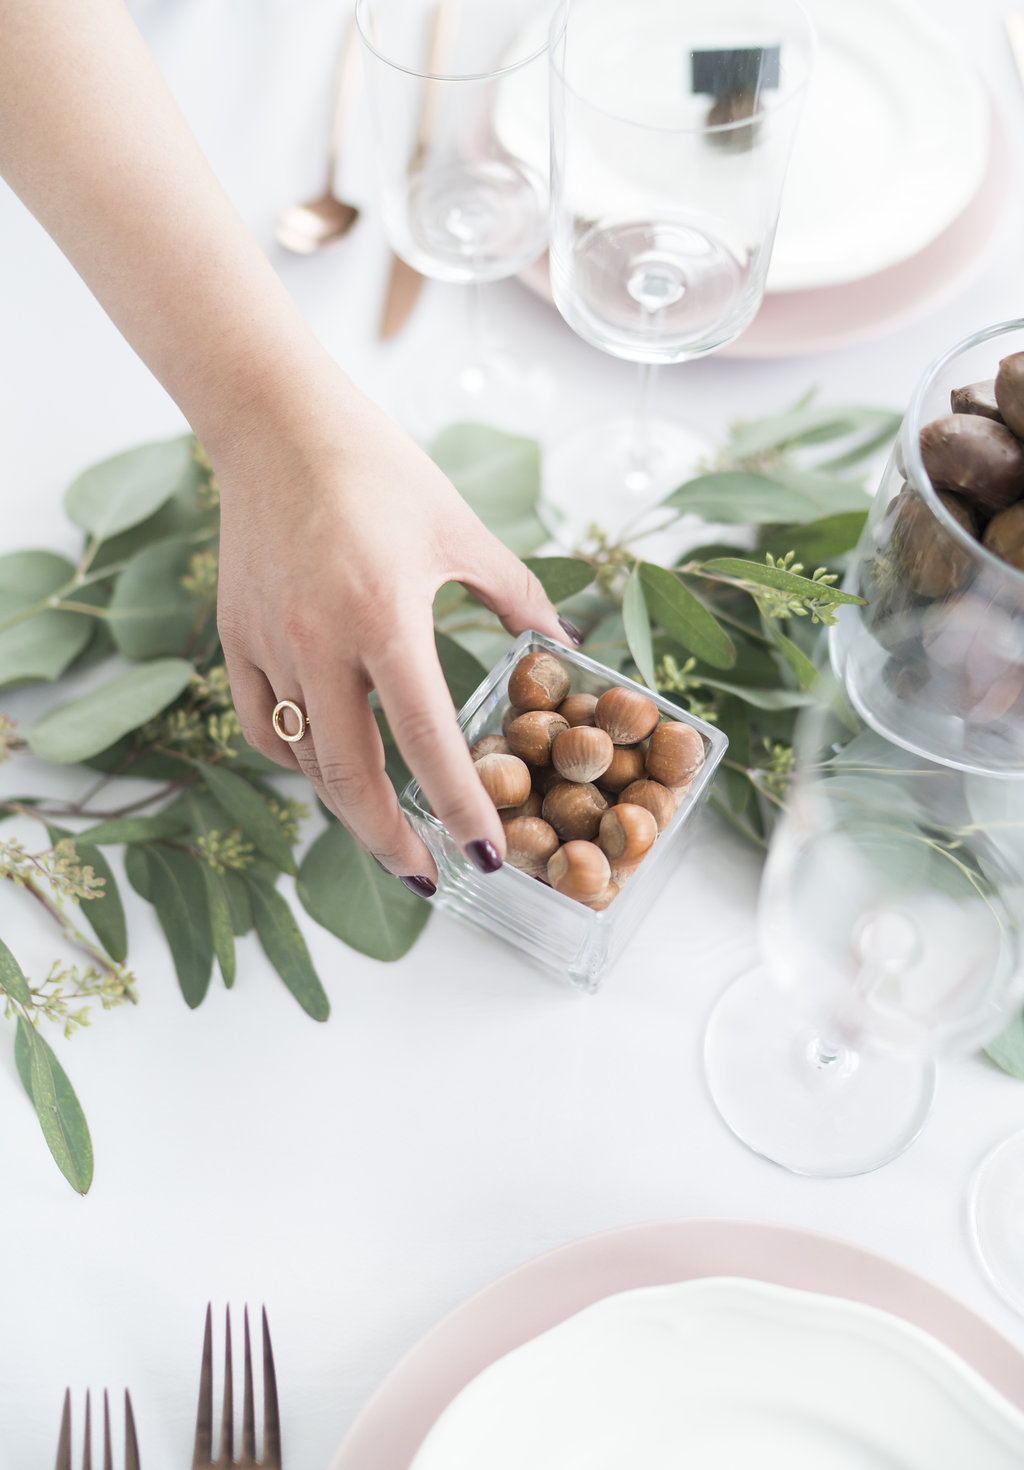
[894,352,1024,598]
[470,650,706,910]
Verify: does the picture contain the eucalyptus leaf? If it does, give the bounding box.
[221,868,254,937]
[73,815,188,846]
[697,678,817,711]
[107,535,201,658]
[46,825,127,964]
[986,1012,1024,1079]
[123,845,153,902]
[246,872,330,1020]
[522,556,595,603]
[622,568,656,689]
[715,697,753,816]
[638,563,735,670]
[200,862,236,988]
[88,477,215,574]
[0,936,32,1005]
[27,657,194,764]
[16,1018,94,1194]
[435,632,488,711]
[763,617,819,692]
[663,471,868,525]
[199,764,296,875]
[0,550,95,688]
[430,424,546,555]
[433,581,470,621]
[65,435,202,541]
[730,404,900,458]
[701,557,864,607]
[759,511,869,566]
[140,844,213,1008]
[297,821,430,962]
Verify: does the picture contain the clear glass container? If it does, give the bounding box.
[831,319,1024,775]
[400,630,727,989]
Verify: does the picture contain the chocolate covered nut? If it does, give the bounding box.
[951,380,1003,422]
[983,502,1024,572]
[918,415,1024,512]
[995,353,1024,438]
[893,488,979,599]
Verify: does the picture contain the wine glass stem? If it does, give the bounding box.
[466,279,488,375]
[628,361,659,479]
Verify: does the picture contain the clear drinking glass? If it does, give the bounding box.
[355,0,555,437]
[831,320,1024,776]
[703,667,1024,1178]
[543,0,813,548]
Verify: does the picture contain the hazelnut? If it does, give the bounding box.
[508,651,571,711]
[475,752,532,810]
[597,803,658,865]
[470,732,510,760]
[645,722,705,788]
[500,790,543,822]
[501,703,523,736]
[558,692,599,727]
[551,725,614,784]
[532,763,564,797]
[542,780,609,841]
[951,380,1003,422]
[506,709,569,766]
[582,880,620,912]
[893,488,978,599]
[995,352,1024,438]
[599,743,647,793]
[983,501,1024,572]
[618,779,677,833]
[609,860,643,887]
[547,840,611,903]
[918,415,1024,512]
[502,816,560,878]
[595,686,660,744]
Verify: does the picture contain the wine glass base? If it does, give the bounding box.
[398,344,555,445]
[703,967,937,1178]
[968,1130,1024,1316]
[541,414,711,555]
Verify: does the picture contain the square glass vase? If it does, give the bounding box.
[400,630,727,991]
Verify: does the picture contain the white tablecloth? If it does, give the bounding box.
[2,1,1024,1465]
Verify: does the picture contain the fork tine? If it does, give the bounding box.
[240,1307,256,1464]
[124,1390,141,1470]
[261,1308,282,1469]
[192,1303,214,1469]
[82,1389,92,1470]
[102,1390,113,1470]
[218,1306,234,1466]
[55,1388,72,1470]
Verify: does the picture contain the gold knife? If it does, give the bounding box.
[1008,12,1024,88]
[377,1,454,339]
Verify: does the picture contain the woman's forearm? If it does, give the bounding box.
[0,0,342,456]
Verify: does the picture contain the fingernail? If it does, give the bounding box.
[558,616,583,646]
[400,874,437,899]
[467,839,502,874]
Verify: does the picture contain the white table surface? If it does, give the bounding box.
[2,1,1024,1465]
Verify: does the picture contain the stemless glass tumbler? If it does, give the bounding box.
[831,319,1024,775]
[356,0,555,436]
[543,0,813,546]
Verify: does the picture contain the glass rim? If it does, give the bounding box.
[902,317,1024,591]
[548,0,816,137]
[354,0,552,83]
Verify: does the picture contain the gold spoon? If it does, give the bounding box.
[276,15,361,253]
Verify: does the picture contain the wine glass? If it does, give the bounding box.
[703,666,1024,1178]
[355,0,556,439]
[543,0,814,549]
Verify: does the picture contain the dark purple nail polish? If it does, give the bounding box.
[400,874,437,899]
[467,839,502,874]
[558,615,583,646]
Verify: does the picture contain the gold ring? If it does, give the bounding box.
[272,699,310,743]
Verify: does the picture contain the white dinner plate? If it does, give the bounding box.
[408,1278,1024,1470]
[499,0,989,293]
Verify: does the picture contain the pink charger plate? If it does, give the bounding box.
[518,99,1012,360]
[328,1217,1024,1470]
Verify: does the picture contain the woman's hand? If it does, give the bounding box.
[212,376,576,894]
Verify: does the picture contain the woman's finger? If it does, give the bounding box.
[368,625,506,875]
[280,667,440,892]
[223,651,301,771]
[453,530,582,648]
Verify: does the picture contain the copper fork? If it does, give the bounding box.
[191,1305,281,1470]
[55,1388,140,1470]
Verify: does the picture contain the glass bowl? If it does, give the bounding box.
[400,630,727,990]
[831,319,1024,775]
